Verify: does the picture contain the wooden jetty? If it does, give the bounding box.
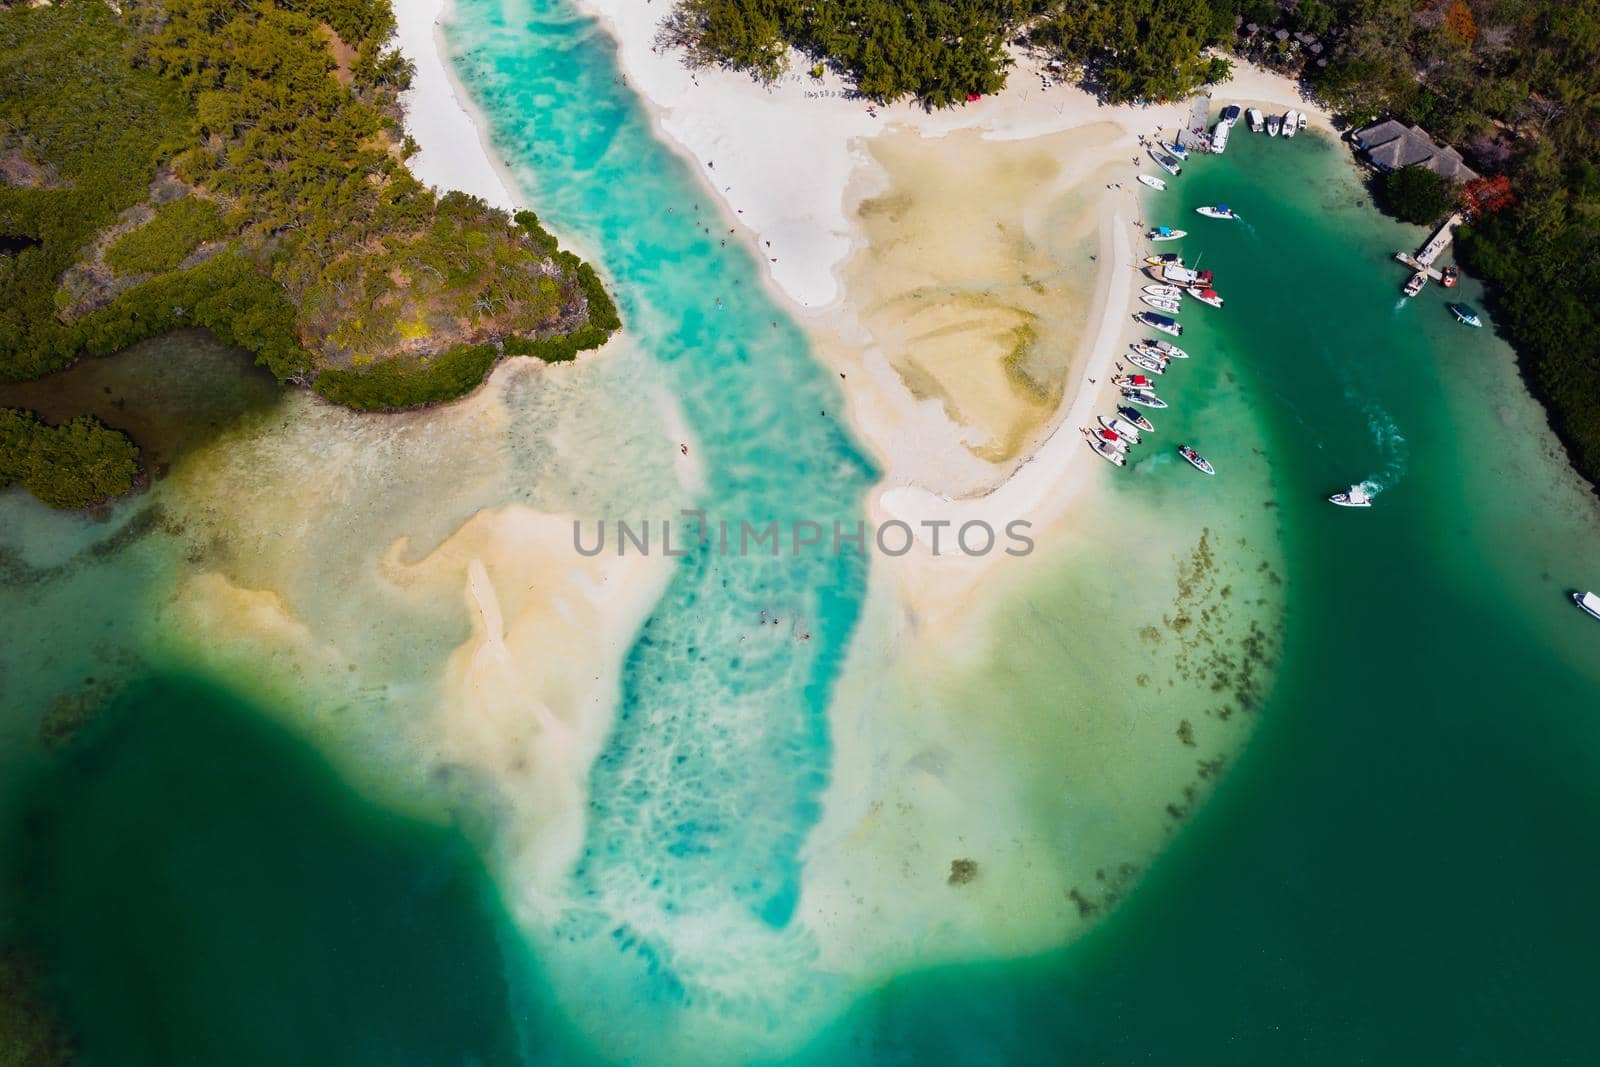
[1176,94,1214,153]
[1395,212,1463,281]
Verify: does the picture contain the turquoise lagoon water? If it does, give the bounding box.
[3,4,1600,1063]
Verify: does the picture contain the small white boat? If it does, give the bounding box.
[1149,149,1182,176]
[1147,226,1187,242]
[1403,271,1427,297]
[1101,414,1145,443]
[1153,339,1188,359]
[1283,110,1301,138]
[1161,141,1190,160]
[1116,373,1160,391]
[1126,351,1167,374]
[1117,406,1155,432]
[1137,174,1167,191]
[1574,591,1600,620]
[1186,287,1224,308]
[1161,264,1212,286]
[1136,312,1182,336]
[1145,252,1183,267]
[1266,115,1281,137]
[1131,342,1169,361]
[1247,108,1264,133]
[1121,389,1168,410]
[1219,105,1242,127]
[1142,295,1182,314]
[1196,204,1239,220]
[1297,112,1309,133]
[1088,436,1126,467]
[1178,445,1215,475]
[1143,284,1182,298]
[1095,427,1132,454]
[1210,122,1231,154]
[1449,303,1483,327]
[1329,484,1373,508]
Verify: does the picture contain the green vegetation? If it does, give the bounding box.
[104,196,227,275]
[0,0,617,508]
[1,407,140,510]
[663,0,1241,106]
[1381,165,1456,226]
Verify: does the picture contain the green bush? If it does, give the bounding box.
[104,197,228,275]
[1381,166,1458,225]
[0,407,141,509]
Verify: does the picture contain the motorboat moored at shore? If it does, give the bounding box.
[1143,284,1182,299]
[1266,114,1281,136]
[1102,414,1145,442]
[1449,302,1483,327]
[1096,427,1131,453]
[1121,389,1168,409]
[1152,339,1188,359]
[1141,295,1182,314]
[1126,351,1167,374]
[1178,444,1215,475]
[1441,265,1459,288]
[1145,252,1182,266]
[1117,406,1155,432]
[1575,591,1600,620]
[1247,108,1264,132]
[1210,121,1231,154]
[1196,204,1239,220]
[1296,111,1309,133]
[1186,287,1224,308]
[1116,373,1160,391]
[1219,105,1242,126]
[1136,311,1183,336]
[1088,435,1126,466]
[1284,110,1302,137]
[1160,264,1212,286]
[1149,149,1182,176]
[1161,141,1190,160]
[1329,484,1373,507]
[1131,341,1169,361]
[1147,226,1187,242]
[1404,271,1427,297]
[1137,174,1167,191]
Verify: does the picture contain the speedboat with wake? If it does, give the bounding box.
[1100,414,1145,443]
[1121,389,1168,410]
[1403,271,1427,297]
[1136,311,1183,336]
[1177,444,1215,475]
[1153,338,1188,359]
[1143,284,1182,299]
[1137,174,1167,191]
[1126,350,1167,374]
[1196,204,1239,220]
[1161,140,1190,160]
[1574,591,1600,621]
[1142,295,1182,314]
[1449,302,1482,327]
[1329,484,1373,508]
[1147,226,1187,242]
[1087,435,1126,467]
[1149,149,1182,176]
[1186,287,1224,308]
[1117,406,1155,432]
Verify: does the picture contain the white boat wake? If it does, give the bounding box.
[1356,399,1409,496]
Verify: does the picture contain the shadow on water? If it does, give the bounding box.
[0,329,280,475]
[0,673,598,1067]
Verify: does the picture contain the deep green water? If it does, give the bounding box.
[5,22,1600,1067]
[772,131,1600,1063]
